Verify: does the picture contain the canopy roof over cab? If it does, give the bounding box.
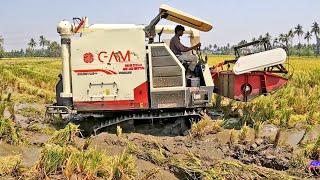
[145,4,213,40]
[159,4,213,32]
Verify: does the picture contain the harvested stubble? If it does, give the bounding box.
[0,118,23,145]
[47,123,80,146]
[0,155,22,177]
[31,144,137,179]
[190,116,223,138]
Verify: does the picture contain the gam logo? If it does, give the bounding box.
[83,50,131,64]
[83,52,94,63]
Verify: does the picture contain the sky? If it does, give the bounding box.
[0,0,319,51]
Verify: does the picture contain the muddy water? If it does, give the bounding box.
[281,129,305,148]
[0,142,41,167]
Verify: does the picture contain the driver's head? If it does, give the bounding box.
[175,25,185,37]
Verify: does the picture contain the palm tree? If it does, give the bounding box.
[288,29,294,40]
[251,37,259,51]
[273,38,278,47]
[28,38,37,50]
[45,40,51,47]
[287,29,294,56]
[257,35,264,51]
[311,22,320,57]
[238,40,247,46]
[279,33,289,50]
[0,35,3,48]
[265,32,271,42]
[39,35,47,49]
[279,34,285,43]
[304,31,312,57]
[294,24,304,57]
[0,35,4,58]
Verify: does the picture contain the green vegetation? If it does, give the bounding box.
[64,147,112,179]
[0,35,4,58]
[47,123,80,146]
[17,106,44,118]
[0,58,60,103]
[209,55,320,131]
[0,35,60,58]
[26,123,56,135]
[27,125,137,179]
[238,123,250,142]
[35,144,71,177]
[32,146,137,179]
[204,21,319,58]
[190,116,222,138]
[0,155,22,176]
[0,54,319,179]
[0,118,23,145]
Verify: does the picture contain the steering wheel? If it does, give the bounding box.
[192,45,201,55]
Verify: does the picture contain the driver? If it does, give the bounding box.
[170,25,201,73]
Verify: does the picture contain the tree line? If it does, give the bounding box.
[1,22,319,58]
[0,35,61,58]
[205,22,320,57]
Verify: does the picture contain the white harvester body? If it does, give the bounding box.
[71,25,148,111]
[50,4,289,132]
[55,4,215,113]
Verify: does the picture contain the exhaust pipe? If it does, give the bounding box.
[57,20,73,106]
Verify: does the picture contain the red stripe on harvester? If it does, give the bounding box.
[107,69,117,74]
[74,69,117,75]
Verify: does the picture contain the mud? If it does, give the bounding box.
[228,138,293,170]
[0,103,318,179]
[0,142,41,167]
[82,129,307,179]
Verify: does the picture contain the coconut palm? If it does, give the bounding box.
[288,29,294,40]
[287,29,294,55]
[264,32,271,42]
[304,31,312,57]
[279,34,289,52]
[279,34,285,43]
[294,24,304,57]
[0,35,3,46]
[257,35,264,51]
[0,35,3,50]
[251,37,259,51]
[28,38,37,50]
[273,38,278,47]
[311,22,320,57]
[0,35,4,57]
[39,35,47,49]
[45,40,51,47]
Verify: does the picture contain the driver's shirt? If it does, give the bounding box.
[170,34,189,56]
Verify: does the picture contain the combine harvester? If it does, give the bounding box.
[47,4,289,134]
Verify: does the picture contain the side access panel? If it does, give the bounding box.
[148,44,187,109]
[70,26,148,111]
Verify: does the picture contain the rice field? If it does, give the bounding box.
[1,56,320,179]
[1,56,320,125]
[209,55,320,129]
[0,58,60,103]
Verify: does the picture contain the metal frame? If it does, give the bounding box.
[147,43,186,92]
[234,38,272,59]
[228,39,288,74]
